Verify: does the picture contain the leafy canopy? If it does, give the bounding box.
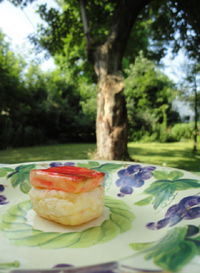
[124,52,179,141]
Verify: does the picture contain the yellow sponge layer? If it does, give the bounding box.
[29,186,105,226]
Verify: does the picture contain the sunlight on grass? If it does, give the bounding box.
[0,143,96,164]
[128,141,200,172]
[0,141,199,172]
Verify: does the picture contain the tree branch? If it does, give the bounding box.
[105,0,153,71]
[79,0,96,63]
[78,0,91,47]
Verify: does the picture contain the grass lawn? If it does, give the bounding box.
[0,143,96,165]
[128,141,200,172]
[0,141,199,172]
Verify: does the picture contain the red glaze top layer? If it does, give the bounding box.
[30,166,105,193]
[42,166,102,177]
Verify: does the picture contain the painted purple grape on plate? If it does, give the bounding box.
[50,162,75,167]
[116,164,156,197]
[0,184,9,205]
[146,194,200,230]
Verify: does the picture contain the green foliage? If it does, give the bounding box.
[169,122,200,142]
[23,67,96,144]
[29,0,165,83]
[0,31,25,114]
[9,0,200,65]
[147,0,200,62]
[3,0,200,154]
[0,31,97,149]
[124,52,180,142]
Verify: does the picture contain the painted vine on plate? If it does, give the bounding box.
[129,224,200,272]
[2,162,200,271]
[0,260,20,270]
[0,196,135,248]
[0,161,136,250]
[135,169,200,210]
[0,164,36,194]
[146,193,200,230]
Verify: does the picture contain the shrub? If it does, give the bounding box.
[128,121,199,144]
[169,122,196,141]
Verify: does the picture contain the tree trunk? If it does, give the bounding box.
[193,75,198,152]
[94,43,131,160]
[93,0,151,161]
[79,0,152,160]
[95,70,129,160]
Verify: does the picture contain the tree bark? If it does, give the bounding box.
[94,43,129,160]
[80,0,152,160]
[193,74,198,152]
[95,64,129,160]
[94,0,151,160]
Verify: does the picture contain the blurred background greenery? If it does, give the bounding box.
[0,1,200,172]
[0,141,199,173]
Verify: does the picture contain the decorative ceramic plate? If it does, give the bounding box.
[1,160,200,273]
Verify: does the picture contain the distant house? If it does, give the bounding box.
[172,98,194,122]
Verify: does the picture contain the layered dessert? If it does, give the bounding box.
[29,166,105,226]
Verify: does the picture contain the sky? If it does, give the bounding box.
[0,0,58,70]
[0,0,184,82]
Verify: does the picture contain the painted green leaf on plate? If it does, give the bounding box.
[129,242,154,251]
[20,181,32,194]
[110,213,132,233]
[152,183,176,210]
[4,229,42,240]
[0,260,20,269]
[134,196,153,206]
[8,205,26,217]
[17,164,36,173]
[98,163,124,172]
[76,161,100,168]
[129,225,200,272]
[18,199,33,211]
[1,214,26,224]
[0,167,15,178]
[70,227,103,248]
[168,170,184,180]
[136,169,200,210]
[10,172,26,188]
[0,170,8,177]
[7,164,36,193]
[109,208,135,221]
[41,232,81,249]
[174,179,200,190]
[0,222,32,232]
[153,170,168,180]
[0,167,15,172]
[99,219,120,243]
[104,196,131,210]
[12,232,61,247]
